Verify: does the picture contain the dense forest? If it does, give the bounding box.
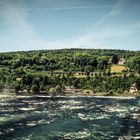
[0,49,140,95]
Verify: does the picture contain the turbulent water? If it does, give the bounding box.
[0,94,140,140]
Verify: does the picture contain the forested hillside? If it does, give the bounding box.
[0,49,140,95]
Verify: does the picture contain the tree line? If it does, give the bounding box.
[0,49,140,95]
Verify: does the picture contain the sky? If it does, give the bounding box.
[0,0,140,52]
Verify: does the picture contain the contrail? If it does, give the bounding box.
[1,3,139,12]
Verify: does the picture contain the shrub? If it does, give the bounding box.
[49,87,56,96]
[108,90,114,96]
[32,85,39,94]
[15,84,21,94]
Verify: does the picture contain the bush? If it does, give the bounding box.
[124,90,129,95]
[108,90,114,96]
[26,85,31,93]
[117,89,123,94]
[40,85,45,91]
[0,82,4,90]
[15,84,21,93]
[32,85,39,94]
[55,85,62,94]
[49,87,56,96]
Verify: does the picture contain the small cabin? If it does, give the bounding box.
[118,58,127,65]
[16,77,22,81]
[108,58,112,64]
[129,83,138,94]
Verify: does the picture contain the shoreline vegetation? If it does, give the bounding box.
[0,91,138,99]
[0,49,140,97]
[0,87,140,97]
[0,94,137,100]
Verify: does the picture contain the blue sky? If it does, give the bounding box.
[0,0,140,52]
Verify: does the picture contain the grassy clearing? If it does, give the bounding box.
[111,65,128,73]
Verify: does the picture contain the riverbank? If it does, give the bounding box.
[0,92,139,99]
[66,92,140,97]
[0,88,140,98]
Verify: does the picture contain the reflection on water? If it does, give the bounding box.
[0,95,140,140]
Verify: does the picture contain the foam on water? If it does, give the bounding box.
[64,129,90,139]
[58,99,81,105]
[18,107,37,111]
[0,95,139,140]
[61,105,85,110]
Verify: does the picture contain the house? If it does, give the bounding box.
[118,58,127,65]
[108,58,112,64]
[64,86,82,94]
[129,83,138,94]
[16,77,22,81]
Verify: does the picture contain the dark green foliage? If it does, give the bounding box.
[127,56,140,71]
[15,84,21,93]
[108,90,114,96]
[112,54,119,64]
[32,85,39,94]
[136,77,140,90]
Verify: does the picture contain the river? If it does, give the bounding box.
[0,94,140,140]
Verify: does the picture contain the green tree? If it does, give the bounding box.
[112,55,118,64]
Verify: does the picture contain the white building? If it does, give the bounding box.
[129,83,138,94]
